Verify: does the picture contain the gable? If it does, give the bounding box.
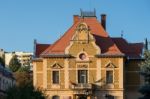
[105,61,117,68]
[51,62,63,69]
[65,22,100,56]
[40,15,125,57]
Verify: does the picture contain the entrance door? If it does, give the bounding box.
[78,96,87,99]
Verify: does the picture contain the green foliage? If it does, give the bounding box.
[0,57,5,66]
[7,61,46,99]
[140,51,150,84]
[14,71,33,87]
[6,84,47,99]
[139,50,150,99]
[18,66,31,72]
[139,85,150,99]
[9,55,21,72]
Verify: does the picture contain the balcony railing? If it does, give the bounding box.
[70,83,92,89]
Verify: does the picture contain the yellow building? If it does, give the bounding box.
[33,11,144,99]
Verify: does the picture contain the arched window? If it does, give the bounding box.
[52,95,60,99]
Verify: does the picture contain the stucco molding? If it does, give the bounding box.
[50,61,64,69]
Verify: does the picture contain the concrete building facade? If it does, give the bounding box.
[5,52,33,68]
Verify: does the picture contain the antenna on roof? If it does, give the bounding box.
[33,39,37,58]
[145,38,148,50]
[80,9,96,17]
[121,30,124,38]
[80,9,83,17]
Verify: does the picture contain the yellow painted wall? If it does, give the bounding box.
[68,42,98,56]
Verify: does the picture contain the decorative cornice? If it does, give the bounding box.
[41,54,72,58]
[126,58,144,60]
[95,54,125,58]
[32,58,43,62]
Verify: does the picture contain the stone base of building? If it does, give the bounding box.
[45,90,124,99]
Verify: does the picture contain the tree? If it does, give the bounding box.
[139,50,150,99]
[14,70,32,87]
[6,83,47,99]
[0,57,5,67]
[9,55,21,72]
[7,60,47,99]
[18,65,31,72]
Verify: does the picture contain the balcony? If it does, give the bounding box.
[71,83,92,89]
[70,83,93,95]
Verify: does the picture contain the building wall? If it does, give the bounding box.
[33,23,142,99]
[5,52,33,68]
[125,59,143,99]
[5,53,13,67]
[0,68,15,99]
[33,46,125,99]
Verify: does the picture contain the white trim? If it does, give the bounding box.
[65,41,73,54]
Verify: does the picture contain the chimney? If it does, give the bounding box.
[73,15,79,24]
[101,14,106,30]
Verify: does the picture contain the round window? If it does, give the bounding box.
[79,53,86,60]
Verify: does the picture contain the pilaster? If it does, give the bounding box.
[43,58,47,89]
[64,58,69,89]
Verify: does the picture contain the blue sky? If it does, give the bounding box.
[0,0,150,52]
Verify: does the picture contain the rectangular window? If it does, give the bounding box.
[52,71,59,84]
[78,70,87,83]
[106,71,113,84]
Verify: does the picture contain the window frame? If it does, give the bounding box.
[78,70,88,83]
[106,70,114,84]
[52,70,60,84]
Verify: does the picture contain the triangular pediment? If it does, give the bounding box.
[105,61,116,68]
[51,62,63,69]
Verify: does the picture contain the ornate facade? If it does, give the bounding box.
[33,11,144,99]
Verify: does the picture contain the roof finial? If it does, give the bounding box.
[145,38,148,50]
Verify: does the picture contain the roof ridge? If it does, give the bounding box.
[107,36,123,54]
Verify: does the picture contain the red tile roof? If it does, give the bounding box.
[35,16,143,58]
[41,17,122,56]
[112,38,143,58]
[35,43,50,57]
